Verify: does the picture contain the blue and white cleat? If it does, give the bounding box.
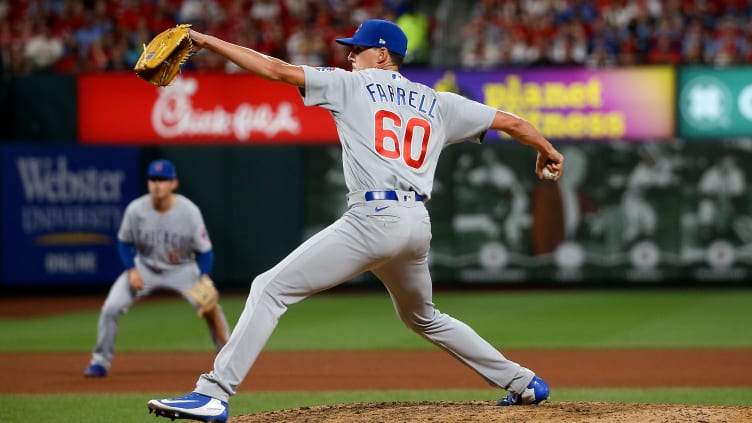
[148,392,228,423]
[83,363,108,377]
[497,375,550,406]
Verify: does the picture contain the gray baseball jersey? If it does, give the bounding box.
[120,193,213,270]
[89,194,222,369]
[194,67,536,401]
[304,67,494,200]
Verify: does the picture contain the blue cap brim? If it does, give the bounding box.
[335,37,386,50]
[335,37,356,47]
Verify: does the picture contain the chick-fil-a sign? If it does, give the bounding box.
[78,73,338,144]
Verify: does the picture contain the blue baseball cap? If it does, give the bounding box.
[336,19,408,57]
[147,159,177,180]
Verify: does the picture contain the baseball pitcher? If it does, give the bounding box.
[148,20,563,422]
[84,159,230,377]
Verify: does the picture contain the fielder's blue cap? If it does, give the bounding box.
[147,159,177,180]
[336,19,408,57]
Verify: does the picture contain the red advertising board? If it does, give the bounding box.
[78,73,338,144]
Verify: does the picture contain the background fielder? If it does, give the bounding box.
[148,19,563,422]
[84,159,230,377]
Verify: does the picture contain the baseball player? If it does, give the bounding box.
[83,159,230,377]
[148,20,563,422]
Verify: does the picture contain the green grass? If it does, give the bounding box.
[1,289,751,422]
[2,289,751,351]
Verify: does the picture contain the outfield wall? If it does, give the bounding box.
[1,67,751,289]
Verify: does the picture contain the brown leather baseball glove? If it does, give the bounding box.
[134,24,193,87]
[185,275,219,317]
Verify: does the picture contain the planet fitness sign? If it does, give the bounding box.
[404,67,676,141]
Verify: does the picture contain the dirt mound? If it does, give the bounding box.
[231,401,752,423]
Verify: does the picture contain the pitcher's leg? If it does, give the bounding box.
[374,259,534,394]
[194,219,374,401]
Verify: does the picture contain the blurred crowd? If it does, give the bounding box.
[0,0,429,75]
[459,0,752,68]
[1,0,752,76]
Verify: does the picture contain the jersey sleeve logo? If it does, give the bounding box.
[315,67,337,72]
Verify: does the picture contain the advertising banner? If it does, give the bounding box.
[404,67,676,141]
[678,67,752,138]
[304,140,752,285]
[78,74,337,144]
[79,68,674,145]
[1,145,140,285]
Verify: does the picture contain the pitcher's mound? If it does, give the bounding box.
[231,400,752,423]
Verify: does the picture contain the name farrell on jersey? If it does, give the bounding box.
[364,81,437,119]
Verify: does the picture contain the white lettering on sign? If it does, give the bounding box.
[21,206,122,233]
[44,252,97,274]
[16,156,125,203]
[151,78,301,140]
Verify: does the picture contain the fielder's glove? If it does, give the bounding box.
[134,24,193,87]
[185,275,219,317]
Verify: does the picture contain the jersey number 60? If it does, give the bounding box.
[374,110,431,169]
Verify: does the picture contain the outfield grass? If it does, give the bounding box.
[2,289,751,352]
[1,289,751,423]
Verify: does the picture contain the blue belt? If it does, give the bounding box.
[364,190,424,202]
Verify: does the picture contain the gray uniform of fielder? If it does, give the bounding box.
[193,66,536,401]
[89,194,224,369]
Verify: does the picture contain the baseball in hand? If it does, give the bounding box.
[542,167,559,180]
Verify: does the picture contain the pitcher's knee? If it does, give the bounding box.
[249,274,293,311]
[250,271,312,307]
[402,310,445,334]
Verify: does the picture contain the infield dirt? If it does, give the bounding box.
[4,348,751,422]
